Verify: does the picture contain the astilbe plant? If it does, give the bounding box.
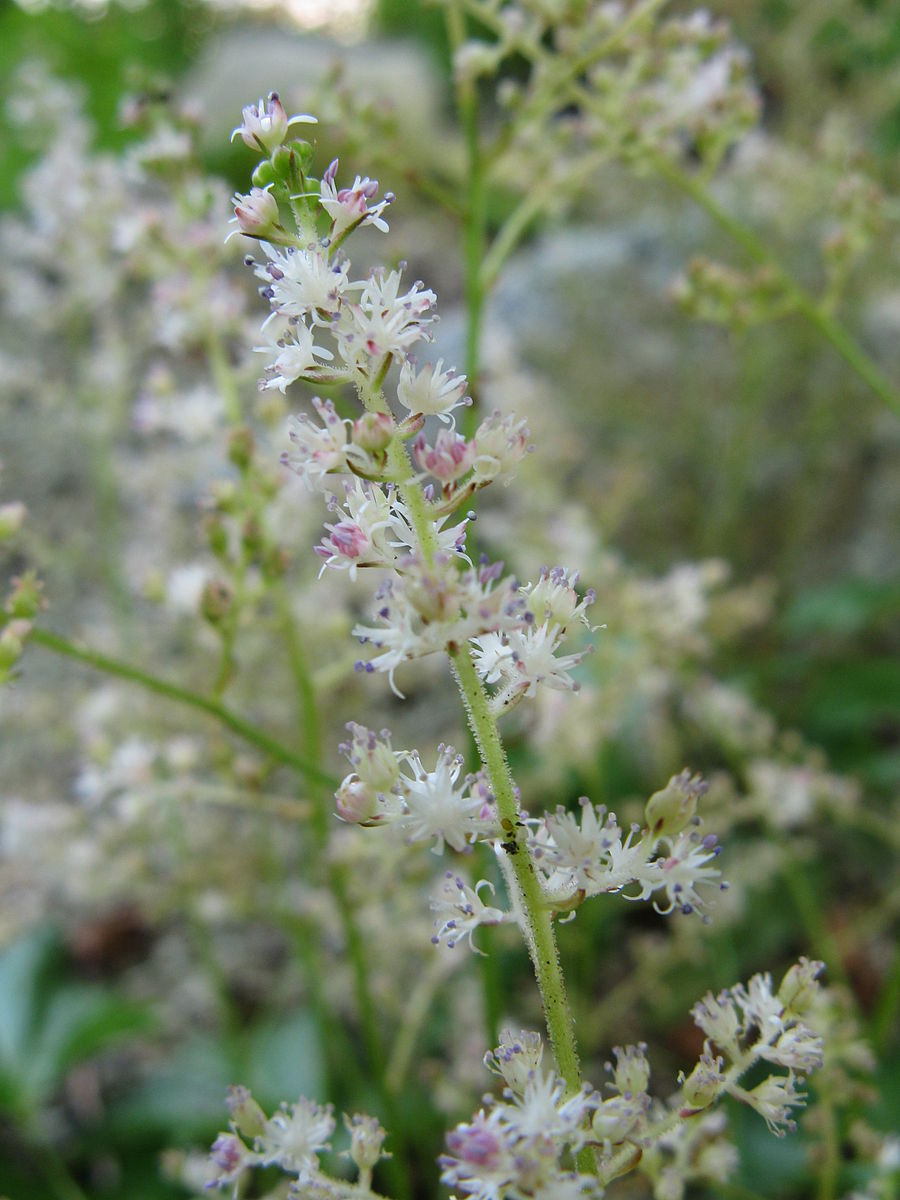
[194,91,835,1200]
[2,12,897,1200]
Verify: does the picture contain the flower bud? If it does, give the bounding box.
[778,958,824,1016]
[201,579,233,624]
[645,769,708,838]
[344,1113,388,1173]
[251,161,276,188]
[232,187,285,241]
[680,1048,725,1111]
[335,777,380,825]
[227,426,255,472]
[231,93,316,156]
[0,502,26,542]
[483,1030,543,1096]
[611,1043,650,1100]
[5,570,45,619]
[339,722,400,793]
[351,411,394,455]
[225,1085,267,1139]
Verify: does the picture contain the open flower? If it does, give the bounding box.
[231,93,316,154]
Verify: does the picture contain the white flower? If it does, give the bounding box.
[396,358,470,422]
[254,1097,335,1172]
[353,556,526,694]
[484,1030,544,1096]
[319,158,391,237]
[739,1072,806,1136]
[256,317,333,392]
[398,745,495,853]
[653,827,723,916]
[522,566,597,632]
[472,410,532,484]
[505,619,593,697]
[232,93,316,155]
[257,242,354,319]
[691,990,742,1056]
[281,396,352,489]
[440,1108,517,1200]
[431,873,511,951]
[499,1070,598,1145]
[759,1025,825,1074]
[337,269,436,364]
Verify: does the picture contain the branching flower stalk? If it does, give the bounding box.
[198,91,792,1197]
[438,0,900,418]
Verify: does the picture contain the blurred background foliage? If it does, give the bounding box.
[1,0,899,1198]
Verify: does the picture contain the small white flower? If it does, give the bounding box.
[398,745,495,853]
[396,358,470,422]
[232,93,316,155]
[337,269,436,364]
[739,1072,806,1136]
[256,317,333,392]
[281,397,352,488]
[257,243,355,319]
[319,158,391,237]
[431,872,511,951]
[254,1097,335,1172]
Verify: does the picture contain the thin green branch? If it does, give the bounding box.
[27,626,337,789]
[649,158,900,418]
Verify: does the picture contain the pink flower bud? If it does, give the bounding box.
[351,411,394,454]
[232,187,280,237]
[335,777,380,824]
[413,429,475,484]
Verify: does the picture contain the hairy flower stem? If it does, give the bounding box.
[448,651,584,1080]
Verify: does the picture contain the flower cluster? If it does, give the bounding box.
[208,1084,387,1196]
[441,1030,601,1200]
[443,961,827,1200]
[530,770,724,918]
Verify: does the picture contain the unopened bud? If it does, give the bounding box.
[645,769,707,838]
[335,777,380,825]
[778,958,824,1015]
[344,1113,388,1173]
[680,1048,724,1111]
[225,1085,267,1139]
[201,579,233,624]
[352,411,394,454]
[5,570,45,619]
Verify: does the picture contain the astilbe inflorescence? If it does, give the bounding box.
[206,91,828,1200]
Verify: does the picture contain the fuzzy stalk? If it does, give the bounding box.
[448,647,583,1090]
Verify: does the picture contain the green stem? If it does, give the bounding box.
[871,940,900,1053]
[652,155,900,418]
[448,647,584,1094]
[27,626,336,789]
[275,583,322,770]
[206,330,243,424]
